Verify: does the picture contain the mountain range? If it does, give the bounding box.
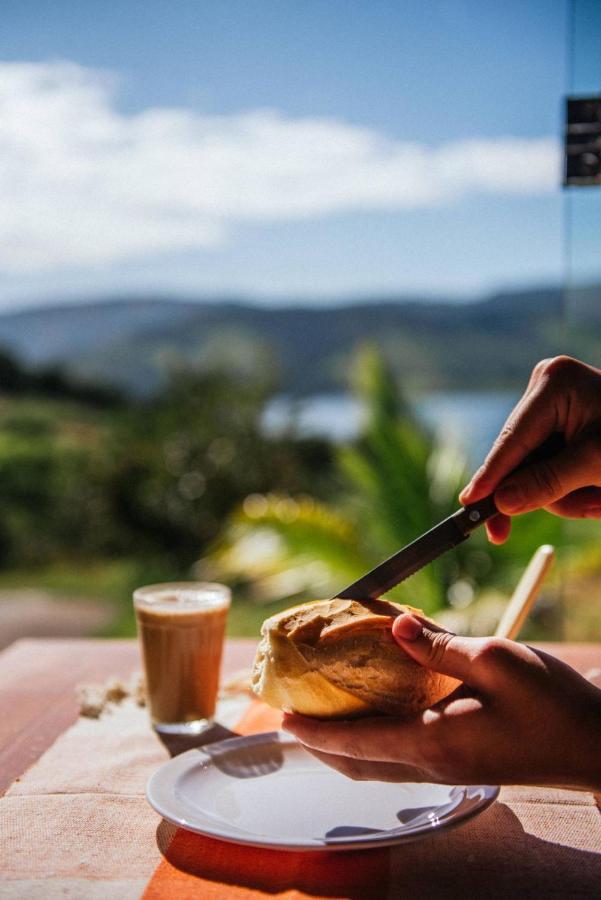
[1,284,599,396]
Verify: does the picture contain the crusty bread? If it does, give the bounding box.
[251,598,460,719]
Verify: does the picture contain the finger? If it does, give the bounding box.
[392,614,485,685]
[546,486,601,518]
[283,713,421,765]
[494,436,601,514]
[485,513,512,544]
[459,381,557,504]
[526,358,553,391]
[392,614,520,694]
[305,746,428,783]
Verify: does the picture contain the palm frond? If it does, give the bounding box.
[200,493,373,603]
[203,344,579,624]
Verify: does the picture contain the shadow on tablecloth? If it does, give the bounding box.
[154,721,240,758]
[147,801,601,899]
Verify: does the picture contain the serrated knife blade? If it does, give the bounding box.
[334,495,498,605]
[334,432,566,610]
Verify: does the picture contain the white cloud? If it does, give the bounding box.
[0,61,560,273]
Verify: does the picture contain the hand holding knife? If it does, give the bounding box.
[334,433,564,606]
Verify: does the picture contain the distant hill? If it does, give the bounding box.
[0,285,598,396]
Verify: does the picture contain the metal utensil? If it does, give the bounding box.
[334,433,564,608]
[335,494,497,605]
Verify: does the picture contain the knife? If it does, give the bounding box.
[334,432,564,607]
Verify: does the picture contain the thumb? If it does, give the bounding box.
[494,436,601,515]
[392,613,480,685]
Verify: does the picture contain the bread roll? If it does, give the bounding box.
[251,597,459,719]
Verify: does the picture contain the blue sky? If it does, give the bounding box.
[0,0,586,307]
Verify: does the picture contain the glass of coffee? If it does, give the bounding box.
[134,581,231,735]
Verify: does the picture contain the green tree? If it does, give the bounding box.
[203,347,564,615]
[100,369,334,567]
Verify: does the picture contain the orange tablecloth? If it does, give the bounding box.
[1,639,600,899]
[143,701,395,900]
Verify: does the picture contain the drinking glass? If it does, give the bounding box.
[134,581,231,735]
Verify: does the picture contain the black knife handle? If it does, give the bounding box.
[453,431,565,536]
[453,495,498,536]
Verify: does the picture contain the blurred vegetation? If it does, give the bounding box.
[203,348,572,629]
[0,344,598,641]
[0,352,335,635]
[0,346,123,407]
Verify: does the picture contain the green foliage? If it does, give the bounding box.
[101,370,334,566]
[0,344,595,638]
[0,427,107,565]
[0,370,334,573]
[205,346,569,616]
[201,493,372,603]
[0,345,123,406]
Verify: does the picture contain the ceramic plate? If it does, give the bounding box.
[147,731,499,852]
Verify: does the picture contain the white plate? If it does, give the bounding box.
[147,731,499,852]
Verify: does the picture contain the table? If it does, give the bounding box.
[1,639,600,899]
[0,637,256,798]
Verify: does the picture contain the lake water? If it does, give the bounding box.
[263,390,520,468]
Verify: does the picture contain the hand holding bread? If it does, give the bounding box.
[282,612,601,790]
[252,597,459,719]
[255,357,601,790]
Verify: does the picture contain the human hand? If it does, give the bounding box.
[459,355,601,543]
[283,613,601,790]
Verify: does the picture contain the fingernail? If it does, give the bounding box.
[459,484,471,502]
[459,468,484,502]
[393,614,422,641]
[495,483,525,512]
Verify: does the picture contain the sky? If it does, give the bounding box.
[0,0,583,308]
